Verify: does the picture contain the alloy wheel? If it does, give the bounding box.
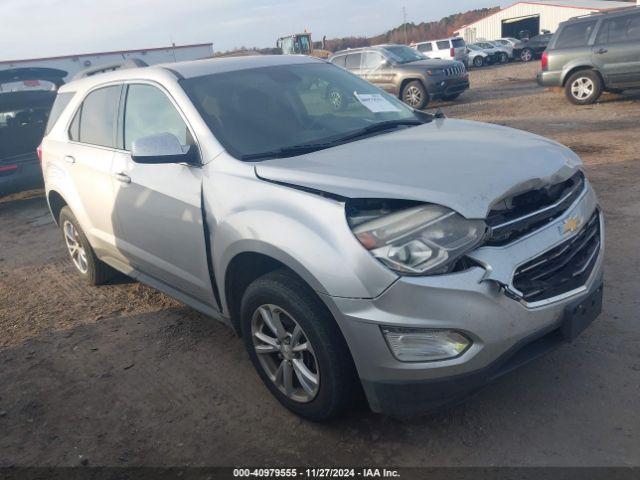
[63,220,88,274]
[404,86,422,107]
[521,50,532,62]
[571,77,595,100]
[251,304,320,403]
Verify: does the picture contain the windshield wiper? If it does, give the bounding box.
[240,120,425,161]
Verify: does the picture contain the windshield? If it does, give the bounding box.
[381,46,425,64]
[181,63,422,160]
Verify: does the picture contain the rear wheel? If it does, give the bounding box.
[240,270,359,421]
[499,52,509,64]
[520,48,533,62]
[401,80,428,109]
[565,70,602,105]
[473,56,484,68]
[59,206,115,285]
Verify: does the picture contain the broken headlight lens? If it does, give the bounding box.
[349,203,486,275]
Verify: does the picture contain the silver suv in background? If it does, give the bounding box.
[412,37,468,64]
[41,55,603,420]
[538,7,640,104]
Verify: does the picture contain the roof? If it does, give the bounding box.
[0,43,213,65]
[455,0,635,31]
[58,55,323,92]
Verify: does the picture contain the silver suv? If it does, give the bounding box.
[41,55,604,420]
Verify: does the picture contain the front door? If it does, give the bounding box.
[111,83,214,307]
[360,51,396,92]
[592,13,640,88]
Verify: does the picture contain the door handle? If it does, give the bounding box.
[114,172,131,184]
[595,48,608,55]
[64,155,75,164]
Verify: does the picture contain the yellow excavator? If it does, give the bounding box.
[276,32,331,59]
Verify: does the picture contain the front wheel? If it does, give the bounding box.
[240,270,359,421]
[565,70,602,105]
[401,80,428,109]
[520,48,533,62]
[499,52,509,64]
[473,56,484,68]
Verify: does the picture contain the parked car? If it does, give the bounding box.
[520,33,554,62]
[538,8,640,104]
[466,44,490,68]
[0,68,67,195]
[494,37,526,60]
[472,42,510,64]
[486,40,516,60]
[412,37,468,64]
[329,45,469,109]
[42,55,604,420]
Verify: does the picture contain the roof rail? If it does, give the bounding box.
[72,58,148,80]
[571,5,638,20]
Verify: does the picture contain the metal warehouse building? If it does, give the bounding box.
[455,0,637,42]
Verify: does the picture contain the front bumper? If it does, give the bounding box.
[429,76,470,100]
[323,183,604,415]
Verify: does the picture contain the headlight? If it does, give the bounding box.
[348,203,486,275]
[381,326,471,362]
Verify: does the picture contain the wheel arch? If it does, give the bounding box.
[47,189,69,226]
[562,65,604,87]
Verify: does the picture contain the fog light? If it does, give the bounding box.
[381,327,471,362]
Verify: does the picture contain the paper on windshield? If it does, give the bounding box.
[353,92,401,113]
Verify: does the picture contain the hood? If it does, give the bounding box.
[402,59,460,69]
[255,119,582,219]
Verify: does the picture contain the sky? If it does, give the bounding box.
[0,0,513,61]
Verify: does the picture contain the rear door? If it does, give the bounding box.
[63,85,128,262]
[592,13,640,88]
[110,82,214,306]
[436,40,451,59]
[416,42,434,58]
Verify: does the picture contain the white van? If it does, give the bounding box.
[412,37,468,64]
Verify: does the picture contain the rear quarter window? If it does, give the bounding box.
[44,92,74,135]
[555,21,597,48]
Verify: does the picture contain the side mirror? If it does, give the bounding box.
[130,133,198,165]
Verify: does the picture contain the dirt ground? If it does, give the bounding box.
[1,62,639,468]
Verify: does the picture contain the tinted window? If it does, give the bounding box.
[123,84,189,151]
[556,21,596,48]
[78,86,120,147]
[345,53,362,69]
[452,38,466,48]
[417,43,432,52]
[44,92,74,135]
[436,41,450,50]
[362,52,384,69]
[181,63,418,160]
[381,45,424,64]
[597,14,640,44]
[331,55,346,68]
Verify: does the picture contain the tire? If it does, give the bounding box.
[564,70,603,105]
[240,269,359,421]
[499,52,509,64]
[401,80,428,109]
[473,56,484,68]
[520,48,533,62]
[59,206,116,285]
[441,93,461,101]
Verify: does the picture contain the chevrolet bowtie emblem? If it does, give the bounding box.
[562,216,582,235]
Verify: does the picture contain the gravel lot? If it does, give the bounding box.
[1,61,639,468]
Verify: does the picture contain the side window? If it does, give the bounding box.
[628,15,640,42]
[436,41,450,50]
[123,84,189,151]
[417,43,432,52]
[77,86,121,147]
[331,55,346,68]
[69,108,80,141]
[598,15,640,44]
[555,20,597,48]
[362,52,383,70]
[345,53,362,70]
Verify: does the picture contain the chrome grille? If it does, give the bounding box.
[511,210,601,303]
[487,172,585,246]
[444,64,466,77]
